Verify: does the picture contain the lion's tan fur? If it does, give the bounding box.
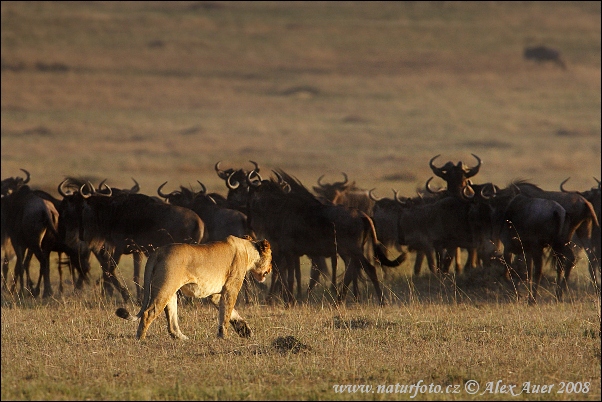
[116,235,271,340]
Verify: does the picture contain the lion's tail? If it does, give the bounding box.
[115,307,139,321]
[115,248,160,322]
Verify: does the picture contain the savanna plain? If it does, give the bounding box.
[1,1,601,400]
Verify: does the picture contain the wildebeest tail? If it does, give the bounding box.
[361,215,406,267]
[115,307,138,321]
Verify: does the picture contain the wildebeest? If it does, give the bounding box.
[1,183,60,297]
[513,180,599,299]
[523,45,566,70]
[313,173,375,215]
[428,154,482,199]
[58,179,205,303]
[559,177,601,286]
[245,168,405,306]
[496,188,573,303]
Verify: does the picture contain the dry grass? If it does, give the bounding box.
[1,1,601,400]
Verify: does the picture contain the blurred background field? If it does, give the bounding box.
[2,1,600,197]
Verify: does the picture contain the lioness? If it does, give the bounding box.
[116,235,271,340]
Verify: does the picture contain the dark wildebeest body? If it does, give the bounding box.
[59,182,204,303]
[246,169,404,306]
[499,193,572,303]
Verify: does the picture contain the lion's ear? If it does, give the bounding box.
[259,239,270,252]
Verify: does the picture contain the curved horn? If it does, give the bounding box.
[273,170,285,185]
[317,174,326,187]
[226,173,240,190]
[196,180,207,194]
[393,189,406,205]
[98,183,112,197]
[335,172,349,187]
[80,183,93,199]
[130,178,140,193]
[58,179,72,197]
[20,169,30,184]
[247,170,262,187]
[480,183,497,200]
[368,188,380,201]
[215,161,229,180]
[157,181,172,198]
[462,185,475,199]
[429,154,444,177]
[425,177,445,194]
[249,160,259,173]
[465,154,482,178]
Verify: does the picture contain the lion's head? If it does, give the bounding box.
[250,238,272,283]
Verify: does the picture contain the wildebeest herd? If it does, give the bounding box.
[1,156,600,311]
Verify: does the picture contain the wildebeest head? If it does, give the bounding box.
[1,168,30,196]
[428,154,481,199]
[215,160,260,211]
[313,173,353,200]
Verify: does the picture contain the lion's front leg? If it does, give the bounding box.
[208,293,252,338]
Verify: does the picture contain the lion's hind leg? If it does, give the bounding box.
[136,289,174,340]
[164,292,188,340]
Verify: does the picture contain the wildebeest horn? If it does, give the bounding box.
[429,154,444,178]
[462,185,475,199]
[425,177,445,194]
[98,183,112,197]
[465,154,482,178]
[317,174,326,187]
[393,189,407,205]
[227,173,240,190]
[335,172,349,187]
[157,182,173,198]
[197,180,207,194]
[247,170,262,187]
[130,178,140,193]
[480,183,497,200]
[215,161,229,180]
[80,182,94,199]
[249,160,259,173]
[595,177,601,189]
[20,169,30,184]
[207,195,217,205]
[368,188,380,201]
[58,179,72,197]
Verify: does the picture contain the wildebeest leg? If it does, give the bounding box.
[31,247,52,298]
[133,251,144,304]
[307,256,325,296]
[207,294,252,338]
[294,257,302,300]
[330,255,338,296]
[439,247,453,274]
[413,251,425,276]
[425,248,439,275]
[555,244,576,301]
[11,245,28,294]
[527,251,543,305]
[360,256,385,306]
[97,250,130,303]
[338,256,356,304]
[283,253,296,306]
